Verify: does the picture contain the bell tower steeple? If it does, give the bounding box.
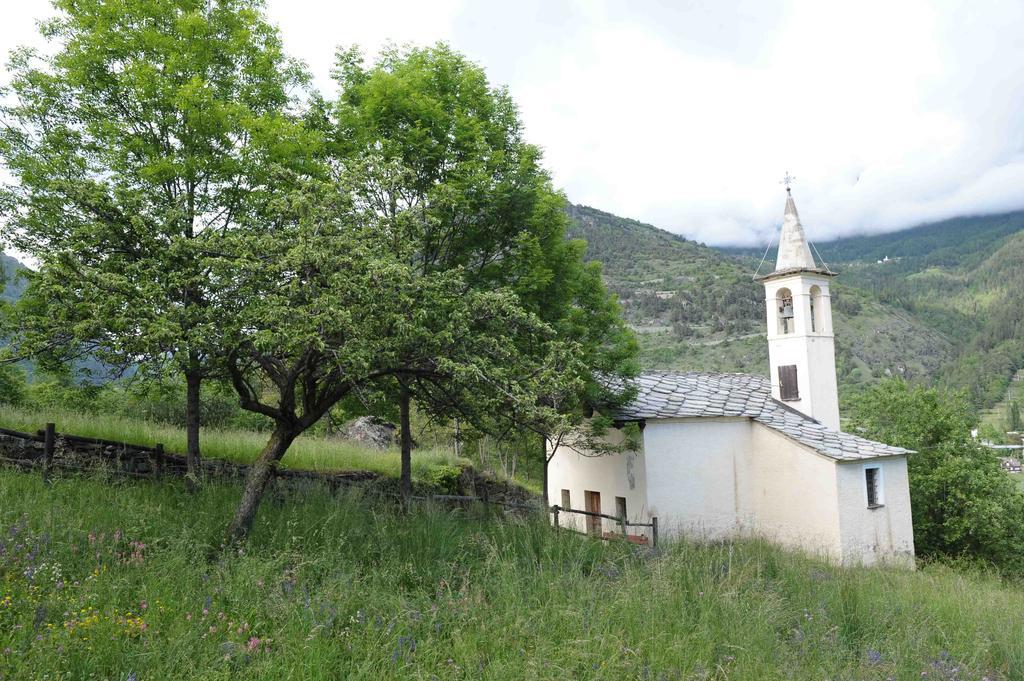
[757,186,840,430]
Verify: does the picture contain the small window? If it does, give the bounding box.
[561,489,571,510]
[779,365,799,401]
[865,466,884,508]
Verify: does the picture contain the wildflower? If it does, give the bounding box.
[140,601,147,611]
[247,637,262,652]
[186,613,192,621]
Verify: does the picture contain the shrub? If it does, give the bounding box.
[849,379,1024,575]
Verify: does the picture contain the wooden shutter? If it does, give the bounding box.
[779,365,799,401]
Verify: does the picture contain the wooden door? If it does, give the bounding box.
[584,490,601,537]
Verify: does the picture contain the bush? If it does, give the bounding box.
[849,379,1024,575]
[0,364,27,406]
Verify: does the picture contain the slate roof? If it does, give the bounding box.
[610,372,910,462]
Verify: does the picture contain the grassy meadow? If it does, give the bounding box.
[2,468,1024,679]
[0,404,470,482]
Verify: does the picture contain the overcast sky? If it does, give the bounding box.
[3,0,1024,246]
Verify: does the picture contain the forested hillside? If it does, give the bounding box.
[0,252,27,303]
[568,204,1024,411]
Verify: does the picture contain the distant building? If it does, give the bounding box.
[1000,457,1022,473]
[549,189,916,567]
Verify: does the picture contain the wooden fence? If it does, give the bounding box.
[550,504,659,547]
[2,423,662,546]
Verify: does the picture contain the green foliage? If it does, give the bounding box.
[849,379,1024,574]
[331,46,637,432]
[848,379,975,451]
[421,463,465,495]
[0,0,315,466]
[3,468,1024,678]
[0,364,27,407]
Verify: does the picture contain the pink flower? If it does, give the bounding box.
[140,601,148,611]
[247,637,261,653]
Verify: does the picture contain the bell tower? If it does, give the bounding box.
[756,185,840,430]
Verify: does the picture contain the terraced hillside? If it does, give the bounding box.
[566,204,1020,407]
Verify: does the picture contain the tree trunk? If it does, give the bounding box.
[399,383,413,503]
[185,368,202,487]
[541,434,550,503]
[453,418,461,458]
[227,424,297,542]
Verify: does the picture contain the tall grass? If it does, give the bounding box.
[0,404,468,480]
[1,467,1023,679]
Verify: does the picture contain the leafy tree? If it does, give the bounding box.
[331,45,637,499]
[0,0,309,481]
[849,379,1024,574]
[218,175,575,539]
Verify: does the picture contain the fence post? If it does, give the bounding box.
[154,443,164,479]
[42,423,56,483]
[619,513,627,538]
[652,516,659,548]
[552,505,560,528]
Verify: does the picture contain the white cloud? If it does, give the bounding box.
[2,0,1024,248]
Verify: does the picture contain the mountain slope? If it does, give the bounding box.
[567,204,960,405]
[1,252,28,303]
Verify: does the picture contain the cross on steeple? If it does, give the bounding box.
[780,171,796,193]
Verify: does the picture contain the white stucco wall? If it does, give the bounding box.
[835,457,916,566]
[546,429,650,539]
[642,418,751,539]
[549,417,915,567]
[746,423,843,560]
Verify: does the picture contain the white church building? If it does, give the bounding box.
[548,190,916,567]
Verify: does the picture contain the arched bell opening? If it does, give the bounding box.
[809,285,826,334]
[777,288,794,335]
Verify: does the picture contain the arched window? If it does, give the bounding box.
[777,288,794,335]
[810,285,823,333]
